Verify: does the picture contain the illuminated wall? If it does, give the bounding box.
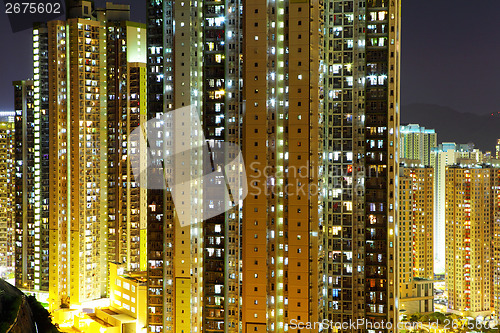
[323,0,400,330]
[13,79,38,290]
[446,166,494,317]
[106,21,147,275]
[398,175,413,299]
[146,1,242,332]
[242,0,323,331]
[492,168,500,315]
[399,124,437,167]
[402,166,434,280]
[496,139,500,159]
[0,117,15,269]
[16,22,52,293]
[47,18,108,309]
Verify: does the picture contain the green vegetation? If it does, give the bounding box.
[27,295,60,333]
[0,290,23,332]
[0,281,60,333]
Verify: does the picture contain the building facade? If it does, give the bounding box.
[0,113,15,271]
[13,78,51,291]
[36,1,147,309]
[398,175,413,300]
[46,15,109,308]
[401,164,434,280]
[145,0,401,332]
[445,166,496,317]
[323,0,401,330]
[14,22,52,294]
[146,0,243,332]
[400,124,437,167]
[492,168,500,315]
[431,142,474,275]
[242,0,323,331]
[13,80,35,288]
[105,20,148,274]
[398,167,434,315]
[495,139,500,159]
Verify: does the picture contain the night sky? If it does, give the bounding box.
[1,0,500,115]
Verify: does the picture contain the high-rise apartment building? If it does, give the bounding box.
[13,79,35,288]
[398,164,434,315]
[13,78,50,292]
[146,0,401,332]
[146,1,243,332]
[431,142,474,275]
[400,124,437,166]
[0,112,15,270]
[105,20,148,274]
[492,168,500,315]
[401,163,433,280]
[446,165,495,317]
[323,0,401,329]
[33,0,147,309]
[398,175,413,298]
[46,14,109,309]
[242,1,323,332]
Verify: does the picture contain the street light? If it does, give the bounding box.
[23,282,31,295]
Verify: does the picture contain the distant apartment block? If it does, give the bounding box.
[398,164,434,315]
[400,124,437,166]
[431,142,475,274]
[401,162,434,280]
[446,165,499,317]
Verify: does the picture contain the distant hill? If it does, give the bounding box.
[401,103,500,152]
